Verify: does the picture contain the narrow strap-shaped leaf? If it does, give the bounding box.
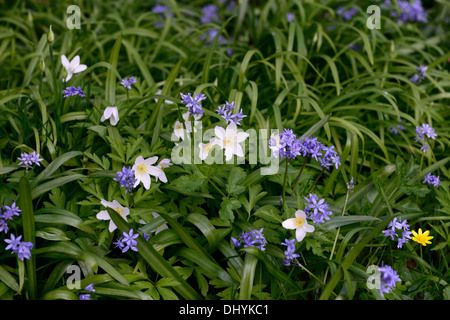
[319,216,393,300]
[18,176,37,299]
[107,208,201,300]
[239,252,258,300]
[157,212,217,263]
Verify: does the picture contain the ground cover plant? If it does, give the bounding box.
[0,0,449,301]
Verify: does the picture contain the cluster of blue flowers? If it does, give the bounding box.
[382,217,412,249]
[152,4,173,27]
[216,101,247,126]
[114,229,139,253]
[180,92,207,115]
[78,283,96,300]
[17,151,43,171]
[379,264,401,297]
[0,202,21,234]
[415,123,437,153]
[390,123,406,135]
[336,6,358,21]
[120,76,137,90]
[231,228,266,251]
[5,234,33,261]
[281,238,300,266]
[114,166,137,194]
[423,173,440,188]
[271,129,341,170]
[304,194,333,226]
[384,0,428,23]
[1,202,33,262]
[62,86,85,98]
[410,65,428,84]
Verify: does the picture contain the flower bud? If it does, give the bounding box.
[47,25,55,45]
[39,58,45,74]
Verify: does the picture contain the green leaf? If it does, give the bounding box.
[322,215,380,230]
[219,198,241,222]
[0,265,19,292]
[18,176,37,300]
[239,253,258,300]
[227,167,247,196]
[400,184,431,197]
[107,209,202,300]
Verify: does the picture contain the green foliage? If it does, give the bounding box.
[0,0,449,301]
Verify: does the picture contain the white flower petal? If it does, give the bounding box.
[70,55,80,68]
[141,173,151,190]
[296,228,307,242]
[96,210,110,220]
[74,64,87,73]
[282,218,296,230]
[61,55,70,69]
[144,156,158,166]
[108,220,117,232]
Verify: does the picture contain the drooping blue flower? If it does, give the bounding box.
[336,6,358,21]
[304,193,333,226]
[382,217,412,249]
[79,294,91,300]
[388,0,427,23]
[114,166,137,194]
[281,238,300,266]
[5,234,33,261]
[0,219,9,234]
[120,229,139,253]
[287,12,295,23]
[200,4,220,24]
[423,173,440,188]
[2,202,21,220]
[152,4,173,26]
[120,76,137,90]
[17,151,43,171]
[231,228,266,251]
[180,92,206,115]
[62,86,85,98]
[84,283,95,292]
[378,264,401,297]
[216,101,247,126]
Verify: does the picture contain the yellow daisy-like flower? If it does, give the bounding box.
[411,228,434,246]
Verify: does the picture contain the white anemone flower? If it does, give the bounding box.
[154,158,172,183]
[61,55,87,82]
[132,156,164,190]
[198,138,218,161]
[282,210,315,242]
[96,199,130,232]
[100,106,119,126]
[215,122,249,161]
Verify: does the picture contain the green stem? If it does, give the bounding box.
[282,159,289,210]
[291,157,307,196]
[323,188,350,283]
[306,167,325,195]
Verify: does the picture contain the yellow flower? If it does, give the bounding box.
[411,228,433,246]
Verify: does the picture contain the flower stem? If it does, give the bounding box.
[282,159,289,210]
[323,187,351,283]
[291,157,307,196]
[306,167,325,195]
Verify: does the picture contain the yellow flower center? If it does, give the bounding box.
[176,123,183,130]
[294,217,305,228]
[137,164,148,175]
[204,143,214,153]
[114,207,122,216]
[225,136,234,148]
